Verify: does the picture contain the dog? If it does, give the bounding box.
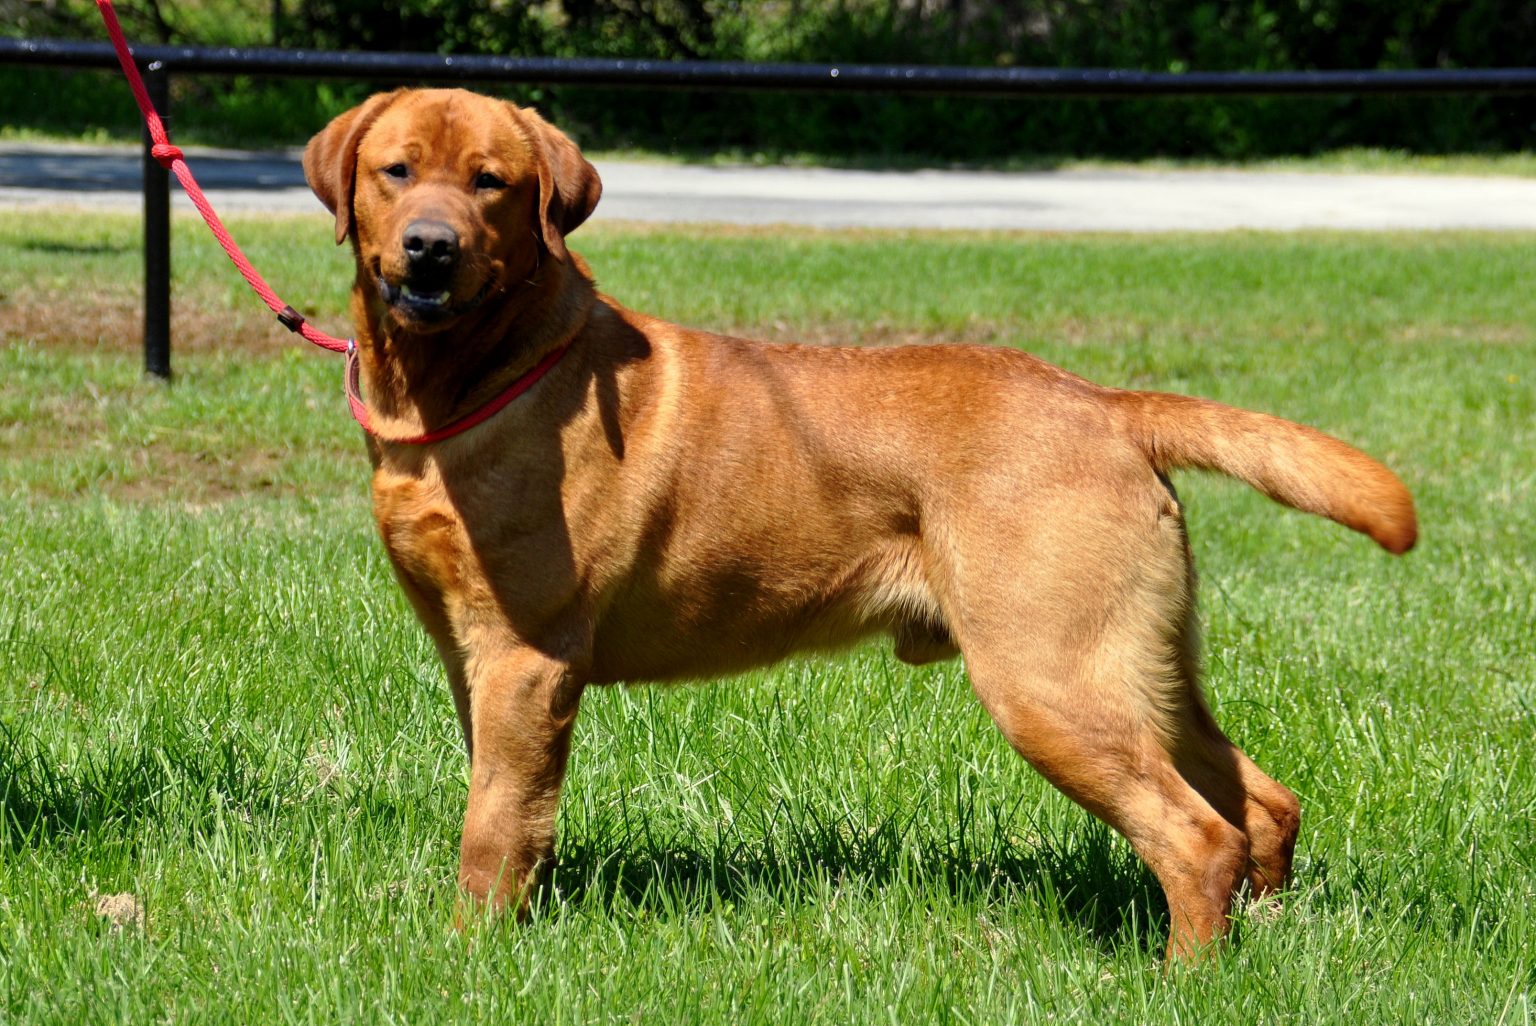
[302,88,1415,959]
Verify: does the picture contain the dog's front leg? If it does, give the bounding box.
[456,644,586,921]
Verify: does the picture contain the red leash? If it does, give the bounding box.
[94,0,565,444]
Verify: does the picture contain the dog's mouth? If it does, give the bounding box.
[377,276,493,325]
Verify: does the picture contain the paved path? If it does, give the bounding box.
[4,141,1535,231]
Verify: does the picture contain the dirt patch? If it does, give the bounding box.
[6,426,358,505]
[1389,322,1531,346]
[0,283,344,357]
[91,892,145,932]
[733,318,1012,349]
[107,446,338,506]
[2,379,360,505]
[304,740,344,797]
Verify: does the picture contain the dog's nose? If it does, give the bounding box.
[402,220,460,271]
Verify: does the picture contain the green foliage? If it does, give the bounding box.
[5,1,1535,157]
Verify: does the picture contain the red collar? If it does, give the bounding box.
[345,341,571,445]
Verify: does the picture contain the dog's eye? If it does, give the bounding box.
[383,163,409,180]
[475,172,507,191]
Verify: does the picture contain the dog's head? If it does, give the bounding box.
[303,89,601,332]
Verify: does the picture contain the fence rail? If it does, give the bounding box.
[6,34,1536,376]
[9,37,1536,97]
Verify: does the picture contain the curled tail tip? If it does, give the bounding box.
[1373,518,1417,555]
[1373,504,1418,556]
[1360,486,1417,555]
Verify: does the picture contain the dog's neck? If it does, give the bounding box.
[350,253,596,440]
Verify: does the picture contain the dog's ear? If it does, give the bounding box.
[512,104,602,262]
[303,90,405,245]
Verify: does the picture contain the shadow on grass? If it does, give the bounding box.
[0,716,1222,954]
[541,810,1168,955]
[0,720,294,849]
[19,239,132,255]
[1,715,1167,951]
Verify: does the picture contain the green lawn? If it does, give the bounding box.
[1,214,1532,1023]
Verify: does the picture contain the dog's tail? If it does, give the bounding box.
[1116,390,1417,554]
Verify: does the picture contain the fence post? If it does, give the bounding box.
[142,61,171,380]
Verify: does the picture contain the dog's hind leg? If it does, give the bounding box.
[940,500,1258,958]
[456,643,587,920]
[1155,525,1302,899]
[1169,692,1301,899]
[963,644,1251,959]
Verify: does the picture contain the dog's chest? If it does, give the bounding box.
[370,471,477,605]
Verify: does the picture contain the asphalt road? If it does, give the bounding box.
[4,141,1535,231]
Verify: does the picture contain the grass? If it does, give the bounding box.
[1,213,1533,1023]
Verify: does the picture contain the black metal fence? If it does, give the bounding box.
[12,38,1536,96]
[6,35,1536,377]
